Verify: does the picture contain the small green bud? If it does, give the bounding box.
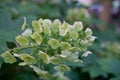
[16,35,29,46]
[1,51,16,63]
[48,38,59,49]
[32,21,42,33]
[31,33,43,45]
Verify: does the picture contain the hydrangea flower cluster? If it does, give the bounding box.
[1,18,96,80]
[66,8,90,27]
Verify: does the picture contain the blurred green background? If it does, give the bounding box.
[0,0,120,80]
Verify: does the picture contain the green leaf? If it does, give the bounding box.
[1,51,17,63]
[60,42,71,50]
[31,33,42,45]
[0,39,8,53]
[65,60,84,68]
[32,21,42,33]
[54,64,71,72]
[12,72,38,80]
[48,38,59,49]
[97,57,120,76]
[0,56,3,68]
[16,35,29,46]
[83,65,107,78]
[110,77,120,80]
[19,54,36,65]
[6,41,17,49]
[37,51,49,64]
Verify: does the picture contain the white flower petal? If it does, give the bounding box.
[81,51,92,57]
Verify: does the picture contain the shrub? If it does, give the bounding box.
[1,18,96,80]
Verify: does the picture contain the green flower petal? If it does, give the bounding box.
[18,62,27,66]
[59,21,68,36]
[51,19,61,33]
[43,25,51,36]
[38,18,43,23]
[32,21,42,33]
[19,54,36,64]
[21,29,32,37]
[69,31,79,40]
[29,65,48,76]
[81,51,92,57]
[16,35,29,46]
[54,64,71,72]
[73,21,83,31]
[22,17,27,30]
[1,51,16,63]
[53,19,61,28]
[48,38,59,49]
[38,51,49,64]
[50,57,61,65]
[42,19,52,27]
[60,42,71,50]
[85,28,92,36]
[31,33,43,45]
[69,47,81,53]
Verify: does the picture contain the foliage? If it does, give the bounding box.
[83,41,120,80]
[66,8,90,27]
[0,18,96,80]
